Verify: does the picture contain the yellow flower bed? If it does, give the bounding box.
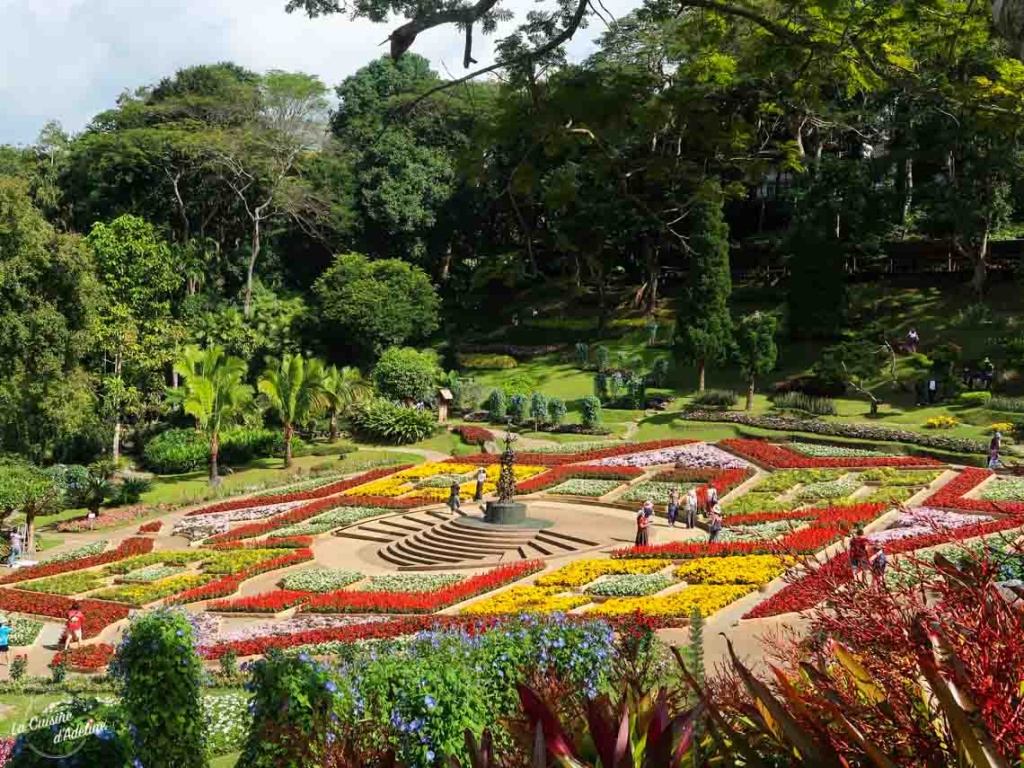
[462,585,591,615]
[341,477,412,497]
[485,464,546,481]
[536,559,671,588]
[589,584,755,618]
[396,463,476,480]
[674,555,787,585]
[989,422,1013,434]
[414,482,498,501]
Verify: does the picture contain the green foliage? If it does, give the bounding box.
[259,353,327,466]
[574,342,590,368]
[322,365,372,439]
[7,698,130,767]
[508,393,528,424]
[349,399,438,444]
[372,346,440,403]
[460,353,518,370]
[734,313,778,382]
[650,357,670,387]
[593,372,609,400]
[958,391,992,406]
[111,474,153,506]
[485,389,507,421]
[988,396,1024,413]
[313,253,440,360]
[499,372,537,398]
[110,608,208,768]
[691,389,738,408]
[813,340,882,392]
[142,429,210,474]
[595,346,610,372]
[9,654,27,681]
[772,392,838,416]
[674,181,733,381]
[581,396,603,429]
[529,392,549,429]
[548,397,567,426]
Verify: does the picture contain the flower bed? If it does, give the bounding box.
[547,479,624,497]
[718,521,799,542]
[516,465,642,494]
[867,508,993,544]
[8,617,44,646]
[451,425,494,446]
[19,572,107,596]
[50,643,115,672]
[590,584,755,618]
[527,440,626,454]
[116,565,187,583]
[594,443,751,469]
[449,440,697,467]
[280,568,363,592]
[137,520,163,534]
[721,493,791,515]
[207,590,314,613]
[860,467,943,486]
[0,592,129,638]
[357,574,464,593]
[757,469,844,492]
[788,443,885,458]
[209,536,314,551]
[860,487,918,504]
[980,477,1024,501]
[795,477,862,502]
[674,555,787,584]
[460,585,591,615]
[187,465,411,517]
[164,549,315,605]
[719,439,943,469]
[303,561,542,614]
[621,481,697,504]
[925,468,1024,515]
[47,541,109,563]
[103,548,283,576]
[535,559,671,588]
[91,573,214,607]
[275,506,387,537]
[172,516,230,541]
[0,538,154,585]
[55,504,174,532]
[586,574,674,596]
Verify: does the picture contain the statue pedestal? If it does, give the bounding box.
[484,501,528,525]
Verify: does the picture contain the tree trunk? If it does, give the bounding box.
[441,244,453,281]
[698,360,706,392]
[25,510,36,555]
[244,221,261,319]
[901,158,913,235]
[112,351,123,464]
[209,432,220,483]
[329,412,339,442]
[284,424,294,469]
[746,378,755,411]
[644,239,659,315]
[972,226,991,298]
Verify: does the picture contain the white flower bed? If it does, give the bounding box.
[47,541,109,563]
[621,481,696,504]
[718,521,796,542]
[868,507,993,544]
[981,477,1024,501]
[276,506,384,536]
[595,443,752,469]
[280,568,363,592]
[547,479,624,497]
[587,574,674,596]
[528,441,627,454]
[789,443,885,458]
[358,574,464,593]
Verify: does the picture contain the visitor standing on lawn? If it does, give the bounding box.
[63,603,84,651]
[667,488,680,527]
[7,530,22,567]
[685,487,698,528]
[849,526,870,581]
[707,505,723,543]
[447,482,461,516]
[473,467,487,501]
[0,617,10,666]
[635,505,651,547]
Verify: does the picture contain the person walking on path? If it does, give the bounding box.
[667,488,680,527]
[849,526,870,582]
[7,530,22,568]
[989,431,1003,470]
[473,467,487,501]
[870,541,888,584]
[0,617,10,666]
[63,604,84,652]
[447,482,462,516]
[685,487,698,529]
[705,484,719,514]
[707,505,724,543]
[907,328,919,354]
[635,505,651,547]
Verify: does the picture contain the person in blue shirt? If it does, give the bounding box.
[0,616,11,666]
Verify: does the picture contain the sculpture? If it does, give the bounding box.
[497,422,519,503]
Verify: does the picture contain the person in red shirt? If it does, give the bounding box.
[849,527,870,581]
[64,603,85,651]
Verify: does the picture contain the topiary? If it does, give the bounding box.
[142,429,208,474]
[508,393,528,424]
[529,392,549,430]
[485,389,507,422]
[349,399,438,444]
[372,347,440,403]
[548,397,567,427]
[581,396,603,429]
[574,342,590,369]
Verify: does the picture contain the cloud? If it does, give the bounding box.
[0,0,639,145]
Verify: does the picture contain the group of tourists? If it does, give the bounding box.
[635,484,724,546]
[848,525,887,583]
[447,467,490,515]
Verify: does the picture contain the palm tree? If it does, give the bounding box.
[322,365,372,441]
[168,345,254,483]
[258,354,327,468]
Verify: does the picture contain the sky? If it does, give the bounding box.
[0,0,639,145]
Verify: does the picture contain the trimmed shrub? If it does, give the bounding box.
[594,372,609,400]
[142,429,208,474]
[595,345,610,372]
[959,391,992,406]
[988,396,1024,413]
[574,342,590,368]
[529,392,549,429]
[372,347,440,403]
[548,397,567,427]
[220,429,285,465]
[772,392,838,416]
[349,399,438,445]
[581,396,603,428]
[485,388,507,421]
[461,354,518,370]
[109,608,207,768]
[691,389,738,408]
[650,357,670,387]
[111,473,153,506]
[508,393,528,424]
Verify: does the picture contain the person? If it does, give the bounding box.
[870,541,888,583]
[0,616,10,666]
[705,484,719,513]
[707,505,724,543]
[8,530,22,568]
[635,506,651,547]
[685,487,698,529]
[64,603,84,651]
[666,488,680,527]
[447,482,461,517]
[989,430,1003,470]
[982,357,995,390]
[849,526,870,581]
[642,500,655,521]
[927,378,937,404]
[907,328,919,354]
[473,467,487,502]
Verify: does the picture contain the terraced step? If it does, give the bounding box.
[538,529,599,547]
[416,529,519,556]
[377,518,430,534]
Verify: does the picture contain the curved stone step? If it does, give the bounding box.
[387,538,469,565]
[415,528,518,557]
[397,535,491,563]
[427,525,534,549]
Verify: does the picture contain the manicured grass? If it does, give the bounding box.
[211,753,240,768]
[0,694,66,736]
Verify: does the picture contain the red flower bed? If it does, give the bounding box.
[208,590,314,613]
[0,537,154,585]
[187,465,413,517]
[165,549,314,605]
[743,515,1024,619]
[303,561,544,614]
[205,494,422,544]
[924,467,1024,515]
[723,510,818,527]
[137,520,163,533]
[448,440,698,468]
[452,425,494,446]
[51,643,115,671]
[0,591,129,638]
[209,536,315,551]
[720,439,942,469]
[517,465,644,494]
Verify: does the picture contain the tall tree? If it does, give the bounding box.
[258,354,327,467]
[674,181,733,391]
[168,345,254,482]
[322,365,372,440]
[0,460,62,554]
[734,312,778,411]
